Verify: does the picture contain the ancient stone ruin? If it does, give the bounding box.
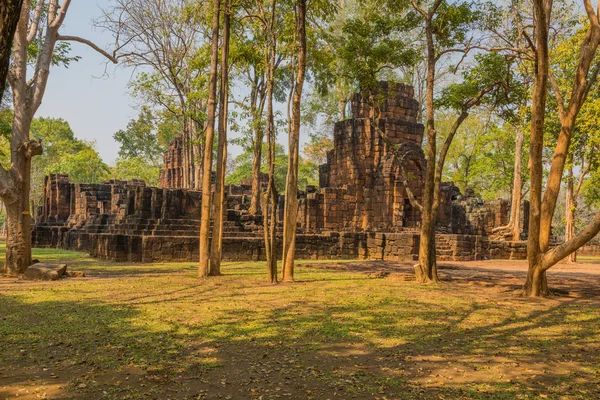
[32,82,529,263]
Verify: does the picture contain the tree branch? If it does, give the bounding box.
[56,35,119,63]
[548,70,565,118]
[411,0,427,17]
[584,0,600,27]
[542,210,600,270]
[50,0,71,29]
[397,165,424,213]
[27,0,45,44]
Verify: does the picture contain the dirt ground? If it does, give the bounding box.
[307,258,600,297]
[1,256,599,400]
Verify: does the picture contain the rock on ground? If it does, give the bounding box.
[23,263,67,281]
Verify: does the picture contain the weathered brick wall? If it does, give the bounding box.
[32,82,538,265]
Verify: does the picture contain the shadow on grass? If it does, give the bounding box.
[1,268,600,400]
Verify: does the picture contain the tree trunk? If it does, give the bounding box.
[415,16,439,283]
[565,167,576,263]
[249,122,263,215]
[199,0,221,278]
[5,186,31,275]
[281,0,307,282]
[0,0,24,107]
[510,126,524,241]
[538,15,600,253]
[263,88,277,284]
[194,118,203,190]
[209,1,230,277]
[523,262,550,297]
[182,119,190,189]
[4,110,37,275]
[196,118,205,189]
[337,83,346,120]
[524,0,550,297]
[263,16,278,284]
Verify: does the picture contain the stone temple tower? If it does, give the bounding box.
[298,81,426,233]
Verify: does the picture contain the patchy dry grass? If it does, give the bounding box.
[1,246,599,399]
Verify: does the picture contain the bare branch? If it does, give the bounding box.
[57,35,119,63]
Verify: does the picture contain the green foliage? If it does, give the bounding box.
[441,113,529,200]
[111,157,161,187]
[430,1,492,49]
[438,53,516,112]
[113,107,174,167]
[111,108,180,186]
[28,117,110,207]
[582,175,600,208]
[226,143,288,192]
[226,143,318,192]
[53,147,111,183]
[0,108,12,163]
[333,0,418,90]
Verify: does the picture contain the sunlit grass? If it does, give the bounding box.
[0,246,598,399]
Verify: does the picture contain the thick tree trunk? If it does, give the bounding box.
[524,0,550,297]
[199,0,221,278]
[0,0,24,106]
[4,110,39,275]
[209,1,230,277]
[281,0,307,282]
[523,261,550,297]
[539,120,574,251]
[5,185,31,275]
[415,225,439,283]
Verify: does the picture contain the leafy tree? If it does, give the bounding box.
[303,130,333,166]
[227,142,318,192]
[100,0,208,190]
[29,117,110,208]
[111,157,160,187]
[1,0,118,275]
[113,108,166,167]
[226,143,288,192]
[442,113,529,201]
[521,0,600,296]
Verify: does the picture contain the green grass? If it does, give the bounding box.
[0,246,599,399]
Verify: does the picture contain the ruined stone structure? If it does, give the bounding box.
[159,136,198,189]
[32,82,529,263]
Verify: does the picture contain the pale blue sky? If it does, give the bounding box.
[36,1,135,165]
[36,2,310,167]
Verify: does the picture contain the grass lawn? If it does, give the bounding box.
[1,246,599,399]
